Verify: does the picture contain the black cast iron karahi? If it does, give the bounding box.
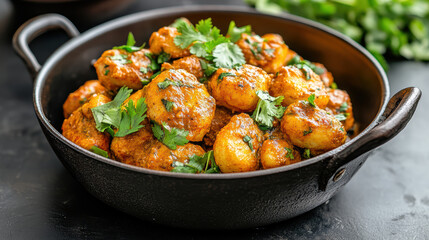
[13,6,421,229]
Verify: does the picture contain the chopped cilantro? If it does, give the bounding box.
[330,82,338,89]
[213,42,246,68]
[158,78,183,89]
[157,52,171,64]
[218,72,236,81]
[303,149,311,159]
[115,98,147,137]
[307,94,317,108]
[339,102,348,112]
[285,147,295,160]
[140,78,150,86]
[149,71,161,80]
[112,32,146,53]
[335,113,349,121]
[145,52,160,72]
[104,69,109,75]
[303,127,313,136]
[227,21,252,43]
[288,55,326,76]
[170,17,189,28]
[90,146,109,158]
[264,48,275,55]
[162,99,174,112]
[109,54,132,65]
[243,135,254,151]
[151,122,189,150]
[140,67,148,74]
[251,91,286,130]
[199,59,218,77]
[171,150,220,174]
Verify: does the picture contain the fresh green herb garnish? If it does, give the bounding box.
[303,127,313,136]
[307,94,316,108]
[243,135,254,151]
[157,78,183,89]
[109,54,132,65]
[145,52,160,72]
[251,91,286,130]
[162,99,174,112]
[287,56,326,77]
[91,87,132,135]
[339,102,348,112]
[330,82,338,89]
[264,48,275,55]
[227,21,252,43]
[149,71,161,80]
[218,72,237,81]
[112,32,146,53]
[114,98,147,137]
[199,59,218,78]
[335,113,349,121]
[157,52,171,64]
[104,69,109,76]
[171,150,220,174]
[90,146,109,158]
[140,78,150,86]
[303,148,311,159]
[285,147,294,160]
[151,122,189,150]
[140,67,148,74]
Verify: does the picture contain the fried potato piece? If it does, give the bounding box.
[144,69,216,141]
[62,94,112,153]
[149,27,190,59]
[237,33,289,73]
[203,107,234,146]
[94,48,153,92]
[281,100,347,154]
[63,80,109,119]
[213,113,263,173]
[260,139,301,169]
[162,55,204,80]
[269,66,329,108]
[326,89,355,131]
[208,64,270,112]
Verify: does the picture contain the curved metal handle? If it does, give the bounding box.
[12,14,80,79]
[320,87,422,191]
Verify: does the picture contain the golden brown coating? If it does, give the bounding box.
[313,63,334,88]
[143,142,205,171]
[110,126,153,165]
[269,66,329,108]
[63,80,110,119]
[326,89,355,131]
[162,55,204,80]
[260,139,301,169]
[144,69,216,141]
[208,64,270,112]
[213,113,264,173]
[203,107,235,146]
[236,33,289,73]
[149,27,190,59]
[94,48,154,92]
[281,100,347,154]
[62,94,112,153]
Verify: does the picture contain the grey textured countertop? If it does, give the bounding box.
[0,0,428,239]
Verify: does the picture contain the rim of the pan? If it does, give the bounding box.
[34,5,389,180]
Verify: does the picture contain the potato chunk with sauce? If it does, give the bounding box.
[281,100,347,154]
[203,107,235,146]
[237,33,289,73]
[94,49,154,92]
[63,80,109,119]
[270,66,329,108]
[149,27,190,59]
[62,94,112,154]
[161,55,204,80]
[213,113,263,173]
[144,69,216,142]
[260,139,301,169]
[208,64,270,112]
[326,89,355,131]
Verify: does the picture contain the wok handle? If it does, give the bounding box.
[12,14,79,79]
[320,87,421,191]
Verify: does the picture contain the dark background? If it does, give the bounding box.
[1,0,428,239]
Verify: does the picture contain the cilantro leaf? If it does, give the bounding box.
[151,122,189,150]
[158,78,183,89]
[227,21,252,43]
[161,99,174,112]
[218,72,237,81]
[170,18,190,28]
[90,146,109,158]
[335,113,349,121]
[243,135,254,151]
[251,91,286,130]
[339,102,348,112]
[302,148,311,159]
[109,54,132,65]
[174,20,209,49]
[330,82,338,89]
[307,94,316,108]
[213,42,246,68]
[285,147,294,160]
[113,32,146,53]
[199,59,218,77]
[145,52,160,72]
[303,127,312,136]
[91,87,132,133]
[115,98,147,137]
[171,150,220,174]
[157,52,171,64]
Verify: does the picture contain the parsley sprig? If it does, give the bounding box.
[91,87,147,137]
[113,32,145,53]
[151,122,189,150]
[251,91,286,130]
[171,150,220,173]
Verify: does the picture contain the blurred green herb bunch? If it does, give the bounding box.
[246,0,429,70]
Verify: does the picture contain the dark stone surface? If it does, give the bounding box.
[1,0,428,239]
